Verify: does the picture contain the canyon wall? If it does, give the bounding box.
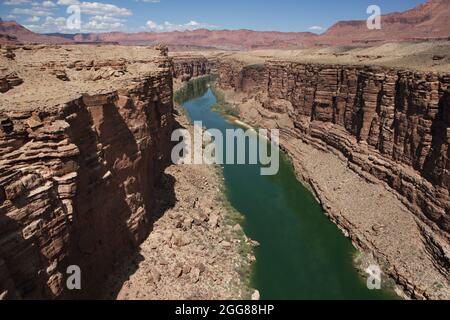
[172,56,211,82]
[0,61,174,299]
[210,59,450,235]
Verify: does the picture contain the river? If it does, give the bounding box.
[175,77,395,300]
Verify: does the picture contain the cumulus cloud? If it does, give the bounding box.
[54,1,132,16]
[78,2,132,17]
[26,14,126,33]
[15,1,134,18]
[25,16,67,32]
[146,20,216,32]
[56,0,80,5]
[12,7,54,17]
[10,1,60,17]
[8,1,133,33]
[41,1,56,8]
[308,25,324,32]
[3,0,32,5]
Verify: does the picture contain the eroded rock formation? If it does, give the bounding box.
[0,69,22,93]
[0,47,174,299]
[172,55,210,82]
[212,60,450,235]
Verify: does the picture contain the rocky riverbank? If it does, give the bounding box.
[170,54,450,299]
[103,104,256,300]
[217,85,450,300]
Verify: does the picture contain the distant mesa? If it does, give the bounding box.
[320,0,450,45]
[1,0,449,48]
[0,20,73,45]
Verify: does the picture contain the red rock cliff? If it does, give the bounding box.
[0,61,174,299]
[172,56,211,82]
[211,59,450,236]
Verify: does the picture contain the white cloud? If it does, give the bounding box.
[56,0,80,5]
[3,0,32,5]
[79,2,132,17]
[11,1,133,33]
[25,16,66,32]
[10,1,59,16]
[146,20,162,31]
[26,13,126,33]
[83,14,126,30]
[56,1,132,17]
[308,25,324,32]
[41,1,57,8]
[83,19,124,30]
[12,7,54,17]
[146,20,216,32]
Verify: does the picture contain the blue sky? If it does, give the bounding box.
[0,0,425,33]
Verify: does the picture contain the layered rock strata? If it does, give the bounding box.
[212,60,450,236]
[0,46,174,299]
[172,56,450,298]
[225,60,450,299]
[172,55,210,82]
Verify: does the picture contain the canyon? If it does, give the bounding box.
[0,44,254,300]
[170,51,450,299]
[211,58,450,234]
[0,40,449,299]
[0,0,449,303]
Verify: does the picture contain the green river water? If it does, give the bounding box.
[175,77,395,300]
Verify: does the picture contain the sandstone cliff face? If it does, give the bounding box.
[172,56,211,82]
[0,64,173,299]
[211,60,450,235]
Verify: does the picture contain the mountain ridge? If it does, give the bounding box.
[1,0,449,48]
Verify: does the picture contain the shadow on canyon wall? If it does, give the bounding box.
[0,72,181,299]
[423,90,449,186]
[101,107,192,300]
[99,116,186,300]
[0,91,180,300]
[101,172,177,300]
[62,94,178,299]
